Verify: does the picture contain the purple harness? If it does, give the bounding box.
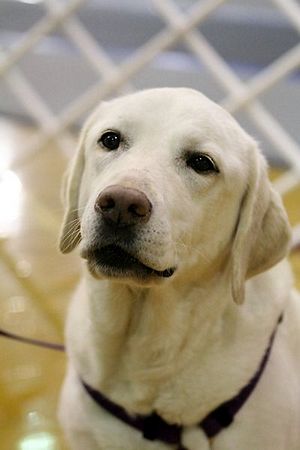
[81,314,283,449]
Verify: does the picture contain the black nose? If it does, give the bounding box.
[95,185,152,227]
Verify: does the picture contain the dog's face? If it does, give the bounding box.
[60,88,290,303]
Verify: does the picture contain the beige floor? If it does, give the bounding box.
[0,119,299,450]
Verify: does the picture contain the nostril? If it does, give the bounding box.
[95,193,115,213]
[101,196,115,211]
[128,202,152,218]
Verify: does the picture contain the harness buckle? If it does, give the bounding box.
[142,412,182,444]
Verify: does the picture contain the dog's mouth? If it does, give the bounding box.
[82,244,175,280]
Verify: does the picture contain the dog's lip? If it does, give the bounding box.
[81,244,176,279]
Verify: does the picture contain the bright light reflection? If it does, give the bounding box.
[18,432,58,450]
[27,411,43,427]
[0,169,23,237]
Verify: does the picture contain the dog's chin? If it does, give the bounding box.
[81,244,176,283]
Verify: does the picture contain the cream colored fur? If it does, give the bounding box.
[58,88,300,450]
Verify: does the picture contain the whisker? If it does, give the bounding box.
[69,231,82,248]
[63,217,81,230]
[61,221,81,245]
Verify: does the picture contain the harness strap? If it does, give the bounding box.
[82,381,182,445]
[81,314,283,447]
[200,313,283,438]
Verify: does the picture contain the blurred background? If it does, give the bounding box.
[0,0,299,449]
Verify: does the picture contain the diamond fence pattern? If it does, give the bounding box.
[1,0,300,238]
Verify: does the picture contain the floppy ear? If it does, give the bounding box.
[59,129,86,253]
[230,144,291,305]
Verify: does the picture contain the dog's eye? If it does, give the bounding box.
[186,152,219,174]
[98,131,121,151]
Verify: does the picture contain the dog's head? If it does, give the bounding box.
[59,88,291,303]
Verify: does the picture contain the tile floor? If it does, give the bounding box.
[0,119,299,450]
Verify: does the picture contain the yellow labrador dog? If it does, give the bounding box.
[58,88,300,450]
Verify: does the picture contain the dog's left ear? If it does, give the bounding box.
[230,143,291,305]
[58,128,86,254]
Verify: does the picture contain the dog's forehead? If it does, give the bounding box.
[92,88,234,132]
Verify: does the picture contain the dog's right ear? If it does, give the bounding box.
[59,129,86,254]
[229,144,291,305]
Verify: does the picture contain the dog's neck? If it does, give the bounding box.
[94,276,227,375]
[69,268,231,407]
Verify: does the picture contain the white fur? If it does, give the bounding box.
[58,88,300,450]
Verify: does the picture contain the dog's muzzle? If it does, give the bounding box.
[81,185,176,280]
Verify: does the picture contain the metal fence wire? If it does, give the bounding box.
[0,0,300,241]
